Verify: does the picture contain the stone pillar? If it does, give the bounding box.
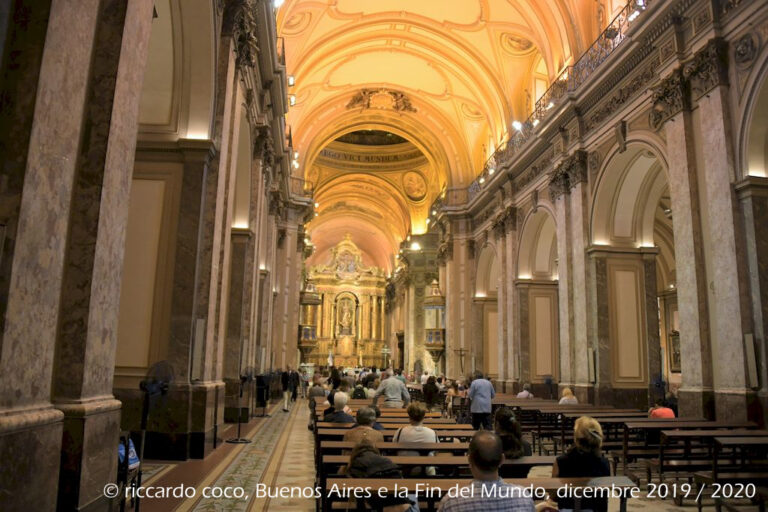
[552,187,575,392]
[654,69,714,418]
[0,1,153,510]
[685,39,754,420]
[223,229,253,422]
[736,177,768,422]
[270,207,303,370]
[443,224,474,378]
[516,281,532,387]
[494,218,510,386]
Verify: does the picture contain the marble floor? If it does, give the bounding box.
[134,400,747,511]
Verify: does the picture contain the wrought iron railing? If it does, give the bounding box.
[463,0,650,204]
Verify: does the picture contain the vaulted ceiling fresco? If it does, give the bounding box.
[278,0,603,271]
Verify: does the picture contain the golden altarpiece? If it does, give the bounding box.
[299,236,388,367]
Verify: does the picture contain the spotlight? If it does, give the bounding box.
[532,119,540,127]
[479,176,485,184]
[410,242,421,251]
[512,120,523,131]
[488,167,495,175]
[289,95,296,106]
[273,0,284,7]
[292,160,299,169]
[547,102,555,110]
[287,75,295,86]
[431,210,437,216]
[293,151,299,159]
[314,202,319,208]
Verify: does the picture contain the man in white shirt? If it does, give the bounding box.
[420,371,429,385]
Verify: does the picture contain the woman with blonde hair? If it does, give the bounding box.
[552,416,610,512]
[559,387,578,405]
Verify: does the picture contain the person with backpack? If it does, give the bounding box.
[351,383,368,399]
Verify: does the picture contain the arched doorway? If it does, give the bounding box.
[516,207,559,398]
[589,142,676,408]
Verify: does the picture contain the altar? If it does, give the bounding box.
[298,235,389,368]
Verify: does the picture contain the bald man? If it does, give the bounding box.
[438,431,535,511]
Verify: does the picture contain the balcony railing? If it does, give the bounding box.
[461,0,650,205]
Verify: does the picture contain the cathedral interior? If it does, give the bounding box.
[2,0,768,510]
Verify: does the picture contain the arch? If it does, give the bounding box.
[591,141,669,247]
[475,243,500,297]
[517,206,558,279]
[740,47,768,178]
[138,0,216,139]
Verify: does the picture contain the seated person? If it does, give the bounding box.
[559,387,578,405]
[493,407,532,477]
[347,441,417,512]
[343,407,384,446]
[649,398,676,418]
[438,431,536,511]
[394,402,439,475]
[516,382,534,399]
[324,392,355,423]
[370,405,384,431]
[552,416,610,512]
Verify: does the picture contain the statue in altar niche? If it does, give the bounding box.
[337,298,355,336]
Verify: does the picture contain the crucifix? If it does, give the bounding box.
[453,348,468,375]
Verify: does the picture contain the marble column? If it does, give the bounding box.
[494,221,510,386]
[688,58,754,419]
[516,281,531,387]
[0,1,153,510]
[223,229,253,422]
[270,207,303,370]
[568,180,594,403]
[552,192,575,393]
[443,226,474,378]
[660,83,714,418]
[735,177,768,421]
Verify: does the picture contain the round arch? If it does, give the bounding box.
[739,47,768,178]
[517,207,558,280]
[475,242,500,298]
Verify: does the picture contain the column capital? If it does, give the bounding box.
[683,38,728,100]
[650,69,688,130]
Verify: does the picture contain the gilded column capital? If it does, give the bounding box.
[548,164,570,201]
[566,150,588,188]
[683,38,729,99]
[503,206,517,233]
[650,69,688,130]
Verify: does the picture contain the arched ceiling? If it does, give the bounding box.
[279,0,598,271]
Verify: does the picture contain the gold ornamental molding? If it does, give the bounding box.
[346,88,418,113]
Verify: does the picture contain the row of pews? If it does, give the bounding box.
[312,396,638,511]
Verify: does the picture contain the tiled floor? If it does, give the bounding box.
[136,400,742,511]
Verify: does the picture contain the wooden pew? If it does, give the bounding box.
[320,441,469,455]
[316,422,473,430]
[323,476,638,512]
[317,428,477,441]
[694,436,768,512]
[621,421,757,476]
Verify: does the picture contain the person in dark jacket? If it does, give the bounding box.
[347,440,417,511]
[289,368,300,402]
[324,392,355,423]
[281,366,293,412]
[553,416,610,512]
[423,375,441,411]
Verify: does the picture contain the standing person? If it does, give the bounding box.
[372,369,411,408]
[307,375,327,430]
[300,369,310,398]
[290,367,300,402]
[395,369,407,384]
[468,371,495,430]
[420,371,429,385]
[423,376,441,411]
[281,366,292,412]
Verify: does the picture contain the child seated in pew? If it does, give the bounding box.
[346,441,419,512]
[552,416,610,512]
[394,402,439,476]
[493,407,533,478]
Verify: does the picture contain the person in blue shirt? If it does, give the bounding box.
[468,371,495,430]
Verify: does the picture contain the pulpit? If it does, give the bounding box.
[424,279,446,373]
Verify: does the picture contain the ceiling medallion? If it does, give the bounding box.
[346,88,417,113]
[402,171,427,202]
[500,33,535,56]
